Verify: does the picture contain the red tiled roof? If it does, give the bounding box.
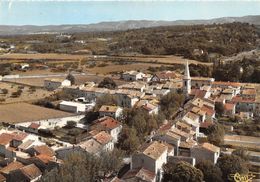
[213,81,241,87]
[0,133,14,145]
[122,168,156,182]
[33,145,55,157]
[0,161,24,174]
[0,173,6,182]
[93,131,112,145]
[231,96,255,103]
[224,103,235,111]
[29,123,40,129]
[13,132,28,141]
[200,121,214,129]
[190,89,207,98]
[155,71,177,80]
[93,117,121,130]
[20,164,42,180]
[201,105,215,117]
[34,154,54,164]
[202,142,220,153]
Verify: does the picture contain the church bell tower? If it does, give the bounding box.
[183,61,191,96]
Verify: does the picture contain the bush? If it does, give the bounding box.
[1,89,8,95]
[66,121,77,129]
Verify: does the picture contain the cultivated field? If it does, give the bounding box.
[0,53,212,65]
[0,103,73,123]
[0,82,52,104]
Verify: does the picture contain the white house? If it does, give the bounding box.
[141,103,159,115]
[121,71,145,81]
[92,131,114,152]
[91,116,122,142]
[44,78,71,90]
[191,142,220,164]
[130,141,169,181]
[59,101,86,113]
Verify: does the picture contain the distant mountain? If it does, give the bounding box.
[0,15,259,35]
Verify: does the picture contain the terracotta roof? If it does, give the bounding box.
[122,168,156,182]
[176,121,192,131]
[93,131,113,145]
[0,133,14,145]
[0,161,24,174]
[158,122,173,133]
[165,130,181,141]
[20,164,42,180]
[99,105,120,113]
[184,112,200,121]
[200,121,214,129]
[202,142,220,153]
[241,89,256,96]
[33,145,55,157]
[28,123,40,129]
[179,141,195,149]
[190,89,207,98]
[224,103,235,111]
[0,173,6,182]
[171,127,190,139]
[142,141,168,160]
[92,116,121,130]
[34,154,54,164]
[154,71,177,80]
[142,103,157,112]
[231,96,255,103]
[213,81,241,87]
[201,105,215,117]
[13,132,28,141]
[78,139,102,154]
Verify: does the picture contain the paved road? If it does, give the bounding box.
[4,72,88,80]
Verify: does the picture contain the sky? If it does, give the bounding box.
[0,0,259,25]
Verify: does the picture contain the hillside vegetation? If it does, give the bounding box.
[109,23,260,61]
[0,23,259,63]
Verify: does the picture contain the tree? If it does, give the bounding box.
[40,150,124,182]
[232,147,249,161]
[99,148,125,176]
[40,151,102,182]
[66,73,75,85]
[160,92,185,119]
[163,161,203,182]
[121,108,159,139]
[117,126,140,154]
[195,160,223,182]
[98,77,117,89]
[66,121,77,128]
[216,154,249,182]
[207,123,225,146]
[95,94,117,110]
[215,103,224,117]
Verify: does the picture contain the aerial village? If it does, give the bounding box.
[0,59,259,182]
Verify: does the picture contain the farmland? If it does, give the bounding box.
[0,103,73,123]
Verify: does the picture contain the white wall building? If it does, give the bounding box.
[44,79,71,90]
[59,101,86,113]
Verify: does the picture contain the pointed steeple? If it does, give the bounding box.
[183,60,191,96]
[184,60,190,79]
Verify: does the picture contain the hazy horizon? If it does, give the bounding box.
[0,1,260,26]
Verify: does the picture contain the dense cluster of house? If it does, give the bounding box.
[1,61,259,182]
